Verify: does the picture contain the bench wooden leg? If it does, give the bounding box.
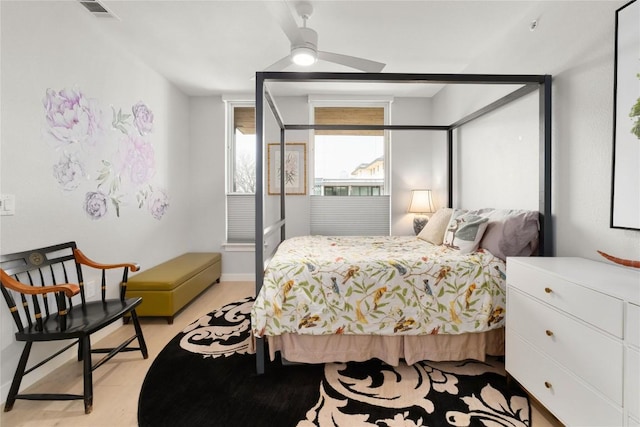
[166,316,174,325]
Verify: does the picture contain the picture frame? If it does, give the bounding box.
[611,0,639,230]
[268,143,307,195]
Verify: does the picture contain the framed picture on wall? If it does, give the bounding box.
[611,0,640,230]
[268,143,307,195]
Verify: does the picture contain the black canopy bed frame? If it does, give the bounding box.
[254,71,552,374]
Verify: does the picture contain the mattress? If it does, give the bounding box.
[252,235,507,339]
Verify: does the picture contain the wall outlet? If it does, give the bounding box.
[0,194,15,216]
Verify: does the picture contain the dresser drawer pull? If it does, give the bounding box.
[544,287,553,294]
[544,381,552,389]
[545,330,554,336]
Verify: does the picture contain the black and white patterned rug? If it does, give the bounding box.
[138,297,530,427]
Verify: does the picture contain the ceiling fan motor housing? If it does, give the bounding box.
[294,26,318,51]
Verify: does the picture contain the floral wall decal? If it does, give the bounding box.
[43,88,103,147]
[42,87,169,220]
[132,102,154,135]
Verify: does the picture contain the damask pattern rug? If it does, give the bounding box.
[138,297,530,427]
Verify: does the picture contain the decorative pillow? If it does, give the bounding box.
[442,209,489,254]
[475,209,540,260]
[417,207,453,245]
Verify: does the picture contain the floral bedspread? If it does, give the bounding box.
[251,235,507,337]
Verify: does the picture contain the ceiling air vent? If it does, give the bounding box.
[78,0,117,18]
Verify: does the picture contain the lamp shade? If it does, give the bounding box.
[408,189,435,214]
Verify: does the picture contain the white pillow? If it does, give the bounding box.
[417,207,453,245]
[443,209,489,254]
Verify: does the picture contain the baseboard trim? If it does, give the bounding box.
[220,273,255,282]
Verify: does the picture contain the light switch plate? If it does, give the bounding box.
[0,194,15,215]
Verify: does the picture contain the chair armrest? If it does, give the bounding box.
[0,269,80,298]
[73,249,140,272]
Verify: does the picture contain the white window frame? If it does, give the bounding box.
[224,98,256,246]
[308,96,393,236]
[224,99,255,195]
[308,95,393,196]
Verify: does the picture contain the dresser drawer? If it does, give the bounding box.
[506,331,624,426]
[507,260,624,337]
[627,302,640,349]
[627,347,640,420]
[508,287,623,405]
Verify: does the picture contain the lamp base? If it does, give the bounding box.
[413,216,428,235]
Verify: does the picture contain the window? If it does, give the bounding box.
[228,104,256,194]
[225,102,255,243]
[313,106,387,196]
[310,102,391,236]
[323,186,348,196]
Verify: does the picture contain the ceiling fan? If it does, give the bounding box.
[264,1,386,73]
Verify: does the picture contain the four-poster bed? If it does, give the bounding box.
[252,72,552,375]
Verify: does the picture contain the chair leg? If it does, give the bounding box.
[82,336,93,414]
[129,309,148,359]
[4,342,32,412]
[77,338,84,361]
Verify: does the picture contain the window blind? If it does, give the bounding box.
[227,194,255,242]
[310,195,390,236]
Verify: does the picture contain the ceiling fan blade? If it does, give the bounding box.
[263,55,293,72]
[317,51,386,73]
[265,0,303,46]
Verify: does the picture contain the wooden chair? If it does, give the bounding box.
[0,242,148,414]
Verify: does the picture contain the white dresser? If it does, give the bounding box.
[506,257,640,426]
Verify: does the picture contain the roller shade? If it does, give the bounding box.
[234,107,255,135]
[314,107,384,136]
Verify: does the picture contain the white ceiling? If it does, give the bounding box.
[87,1,614,97]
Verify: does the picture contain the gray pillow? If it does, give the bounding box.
[476,209,540,260]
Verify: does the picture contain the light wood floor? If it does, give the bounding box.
[1,281,562,427]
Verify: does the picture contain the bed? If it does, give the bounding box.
[252,72,552,374]
[251,207,540,365]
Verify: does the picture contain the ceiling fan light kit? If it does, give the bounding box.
[292,46,317,66]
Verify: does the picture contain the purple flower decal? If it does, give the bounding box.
[148,189,169,220]
[118,134,156,186]
[53,152,86,191]
[84,191,108,220]
[43,88,102,145]
[132,102,153,135]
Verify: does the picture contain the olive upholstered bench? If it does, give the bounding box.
[125,252,221,324]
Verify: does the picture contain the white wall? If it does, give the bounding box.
[432,1,639,261]
[452,92,539,211]
[389,98,439,235]
[0,1,191,401]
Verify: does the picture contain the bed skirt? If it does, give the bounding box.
[259,328,504,366]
